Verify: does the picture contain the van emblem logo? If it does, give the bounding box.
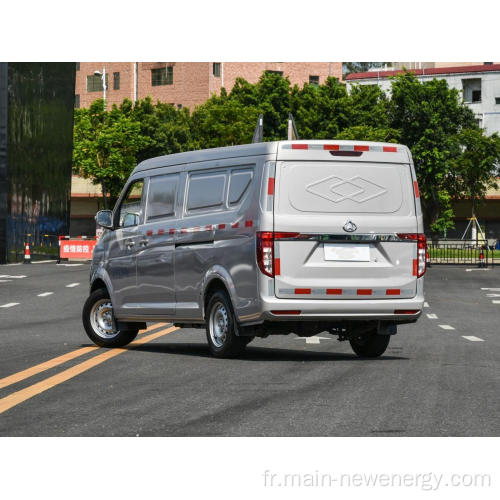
[343,220,357,232]
[306,175,387,203]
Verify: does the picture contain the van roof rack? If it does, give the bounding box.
[251,113,300,143]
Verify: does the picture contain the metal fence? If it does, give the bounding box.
[426,239,499,266]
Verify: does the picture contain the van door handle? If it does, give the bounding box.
[125,240,135,249]
[139,239,149,247]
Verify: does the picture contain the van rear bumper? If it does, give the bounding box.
[254,295,424,323]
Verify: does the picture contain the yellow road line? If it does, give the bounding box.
[0,325,178,415]
[0,322,168,391]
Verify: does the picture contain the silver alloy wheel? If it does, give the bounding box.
[209,301,229,348]
[89,298,119,339]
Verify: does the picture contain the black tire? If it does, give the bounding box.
[82,288,138,348]
[349,330,390,358]
[205,290,247,358]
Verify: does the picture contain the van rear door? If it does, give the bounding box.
[273,156,418,300]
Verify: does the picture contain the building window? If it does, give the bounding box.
[213,63,221,77]
[151,66,173,86]
[113,72,120,90]
[266,70,283,76]
[76,62,80,71]
[75,94,80,109]
[87,74,108,92]
[462,78,481,103]
[309,75,320,86]
[495,97,500,105]
[177,104,183,110]
[484,62,493,65]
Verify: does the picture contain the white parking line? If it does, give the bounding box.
[66,283,80,288]
[0,275,26,279]
[481,288,500,291]
[466,268,489,272]
[306,337,321,344]
[439,325,455,330]
[57,263,83,267]
[486,293,500,297]
[0,303,20,308]
[492,300,500,304]
[462,336,484,342]
[426,313,438,319]
[424,302,430,308]
[0,280,12,283]
[37,292,54,297]
[33,260,56,264]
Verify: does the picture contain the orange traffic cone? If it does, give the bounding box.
[24,243,31,264]
[478,249,485,268]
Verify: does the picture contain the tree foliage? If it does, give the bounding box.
[73,72,500,234]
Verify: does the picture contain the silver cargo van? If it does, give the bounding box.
[83,140,426,358]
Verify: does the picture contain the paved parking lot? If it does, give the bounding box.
[0,261,499,436]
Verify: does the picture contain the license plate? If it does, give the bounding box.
[323,243,370,262]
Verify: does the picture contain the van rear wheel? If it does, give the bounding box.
[205,290,247,358]
[82,288,138,348]
[349,330,390,358]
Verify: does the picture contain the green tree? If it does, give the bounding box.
[73,99,151,208]
[451,129,500,218]
[387,73,478,233]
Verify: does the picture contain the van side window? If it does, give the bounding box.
[118,179,144,228]
[187,172,226,212]
[147,174,179,220]
[228,169,253,205]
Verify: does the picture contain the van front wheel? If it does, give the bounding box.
[82,288,138,348]
[349,330,390,358]
[205,290,247,358]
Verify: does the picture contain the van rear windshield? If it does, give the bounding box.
[277,161,414,215]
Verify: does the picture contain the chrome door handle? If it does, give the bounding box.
[139,239,149,246]
[125,240,135,248]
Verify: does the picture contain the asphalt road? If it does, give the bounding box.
[0,261,499,436]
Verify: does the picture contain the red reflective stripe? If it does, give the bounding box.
[245,220,253,227]
[383,146,398,152]
[354,145,369,151]
[169,228,175,235]
[357,289,372,295]
[394,309,419,315]
[413,259,418,276]
[146,230,153,236]
[386,289,401,295]
[414,180,420,198]
[274,258,280,276]
[157,229,165,235]
[295,288,311,294]
[205,225,213,230]
[292,144,308,150]
[218,224,226,229]
[267,178,275,195]
[323,144,340,150]
[326,288,342,295]
[231,222,239,229]
[271,310,301,315]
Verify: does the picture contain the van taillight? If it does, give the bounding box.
[257,232,274,277]
[397,233,427,278]
[256,232,301,277]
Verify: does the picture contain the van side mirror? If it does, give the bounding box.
[95,210,113,230]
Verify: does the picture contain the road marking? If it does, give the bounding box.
[66,282,80,288]
[0,280,12,283]
[466,268,489,272]
[57,263,83,267]
[423,302,430,308]
[33,260,56,264]
[296,336,331,344]
[426,313,438,319]
[492,300,500,304]
[481,288,500,291]
[438,324,455,330]
[0,322,167,391]
[0,275,26,279]
[37,292,54,297]
[462,336,484,342]
[486,293,500,297]
[0,325,178,414]
[0,303,19,308]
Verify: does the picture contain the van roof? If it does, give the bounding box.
[132,140,410,174]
